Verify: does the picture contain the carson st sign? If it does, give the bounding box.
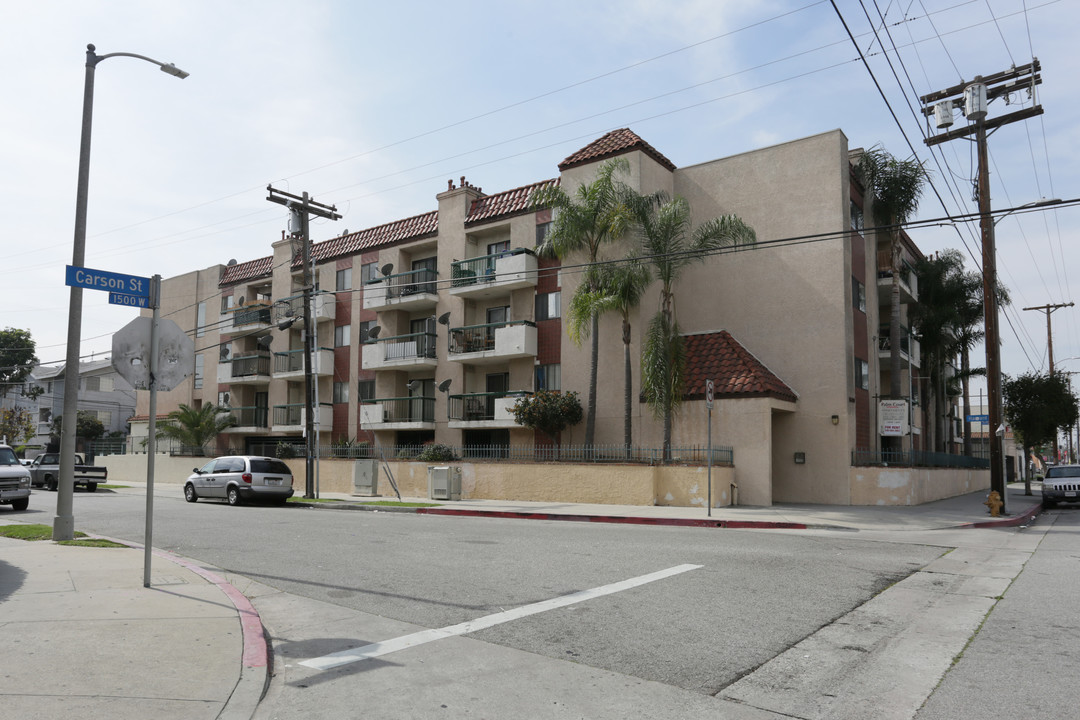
[65,265,151,299]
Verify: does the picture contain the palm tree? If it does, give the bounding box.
[857,147,929,409]
[155,403,236,455]
[530,157,636,447]
[634,194,756,459]
[566,259,651,455]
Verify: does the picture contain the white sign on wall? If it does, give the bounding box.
[878,399,909,437]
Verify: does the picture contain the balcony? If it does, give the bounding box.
[272,403,332,433]
[359,396,436,430]
[227,303,272,331]
[274,348,335,380]
[876,259,918,304]
[877,325,921,367]
[449,248,537,299]
[217,353,271,385]
[363,268,439,312]
[220,406,269,433]
[361,332,438,370]
[272,291,336,326]
[448,321,536,365]
[447,391,531,429]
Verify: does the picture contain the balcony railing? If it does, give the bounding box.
[273,291,336,324]
[230,303,272,328]
[227,406,269,428]
[375,332,438,360]
[448,391,531,421]
[369,267,438,297]
[274,348,334,374]
[877,326,913,355]
[450,248,534,287]
[449,320,535,354]
[228,353,271,378]
[362,396,436,423]
[273,403,303,426]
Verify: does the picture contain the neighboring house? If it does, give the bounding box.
[131,128,967,505]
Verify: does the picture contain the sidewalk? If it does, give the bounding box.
[0,483,1044,720]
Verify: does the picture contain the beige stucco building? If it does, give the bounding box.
[130,128,982,506]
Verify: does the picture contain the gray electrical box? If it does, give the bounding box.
[352,459,379,496]
[427,466,461,501]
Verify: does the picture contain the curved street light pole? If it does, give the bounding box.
[55,44,187,542]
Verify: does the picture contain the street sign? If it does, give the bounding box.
[111,316,194,391]
[966,414,989,423]
[878,399,909,436]
[706,379,714,409]
[109,292,150,308]
[66,265,151,299]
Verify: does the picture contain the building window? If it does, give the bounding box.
[358,380,375,401]
[333,381,349,404]
[97,410,112,426]
[83,376,113,392]
[335,324,351,348]
[850,200,864,232]
[194,354,204,389]
[221,295,235,314]
[336,267,352,291]
[536,364,561,391]
[536,222,552,246]
[487,240,510,257]
[196,302,207,338]
[358,321,376,344]
[855,358,869,390]
[218,391,231,407]
[535,291,561,321]
[852,278,866,313]
[361,262,379,285]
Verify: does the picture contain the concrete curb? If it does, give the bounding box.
[962,501,1044,529]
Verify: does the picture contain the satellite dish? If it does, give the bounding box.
[227,259,237,266]
[256,335,273,350]
[380,263,394,277]
[277,318,296,331]
[221,392,230,406]
[219,346,230,361]
[237,296,246,306]
[367,325,381,341]
[406,380,419,390]
[437,379,452,393]
[437,312,451,326]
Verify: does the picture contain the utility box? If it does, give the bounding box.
[352,459,379,496]
[427,466,461,501]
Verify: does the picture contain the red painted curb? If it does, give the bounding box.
[415,507,809,530]
[963,502,1043,529]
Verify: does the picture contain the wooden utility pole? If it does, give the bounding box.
[920,60,1043,511]
[266,186,340,498]
[1022,302,1074,376]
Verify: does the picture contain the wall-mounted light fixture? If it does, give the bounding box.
[794,452,806,464]
[831,415,839,425]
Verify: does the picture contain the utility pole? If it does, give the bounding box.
[921,60,1043,511]
[266,186,340,498]
[1022,302,1074,376]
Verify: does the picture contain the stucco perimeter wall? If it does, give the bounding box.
[288,459,735,508]
[849,466,990,505]
[100,454,212,486]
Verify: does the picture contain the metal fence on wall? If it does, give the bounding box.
[851,448,989,469]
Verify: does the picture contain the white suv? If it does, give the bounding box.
[184,456,294,506]
[0,445,32,512]
[1041,464,1080,508]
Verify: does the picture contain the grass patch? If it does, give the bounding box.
[287,497,344,503]
[57,538,126,548]
[0,524,87,541]
[99,484,130,489]
[359,500,441,508]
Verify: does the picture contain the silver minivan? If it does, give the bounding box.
[184,455,294,506]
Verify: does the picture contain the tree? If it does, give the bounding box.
[566,259,650,456]
[0,328,38,399]
[1004,372,1079,494]
[633,194,756,460]
[512,390,584,459]
[155,403,236,455]
[530,158,636,447]
[856,147,929,412]
[49,411,106,446]
[0,408,34,445]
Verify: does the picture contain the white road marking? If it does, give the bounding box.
[299,563,703,671]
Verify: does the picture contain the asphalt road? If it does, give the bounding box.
[26,486,948,697]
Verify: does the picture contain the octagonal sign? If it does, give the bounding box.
[112,317,194,391]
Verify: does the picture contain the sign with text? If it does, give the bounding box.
[66,265,151,299]
[966,414,989,423]
[109,292,150,308]
[878,399,909,437]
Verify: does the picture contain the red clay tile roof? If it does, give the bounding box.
[683,331,797,403]
[466,178,559,226]
[220,256,273,286]
[308,211,439,266]
[559,128,676,172]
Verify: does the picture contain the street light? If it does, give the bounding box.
[55,44,188,542]
[993,198,1062,227]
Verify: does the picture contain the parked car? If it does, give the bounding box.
[184,456,294,506]
[0,444,32,512]
[1041,464,1080,508]
[29,453,108,491]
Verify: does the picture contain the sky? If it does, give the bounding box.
[2,0,1078,396]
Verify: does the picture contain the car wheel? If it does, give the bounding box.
[184,483,198,503]
[46,477,57,492]
[11,498,28,511]
[227,486,241,506]
[86,483,97,493]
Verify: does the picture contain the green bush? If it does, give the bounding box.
[276,443,299,459]
[415,443,458,462]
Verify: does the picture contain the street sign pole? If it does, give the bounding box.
[144,275,161,588]
[706,379,714,517]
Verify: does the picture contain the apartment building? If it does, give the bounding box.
[133,128,945,505]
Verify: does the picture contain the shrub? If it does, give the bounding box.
[276,443,299,459]
[415,443,458,462]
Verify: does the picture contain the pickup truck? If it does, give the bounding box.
[0,444,31,511]
[29,452,108,492]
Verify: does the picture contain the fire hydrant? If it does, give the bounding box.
[984,490,1004,517]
